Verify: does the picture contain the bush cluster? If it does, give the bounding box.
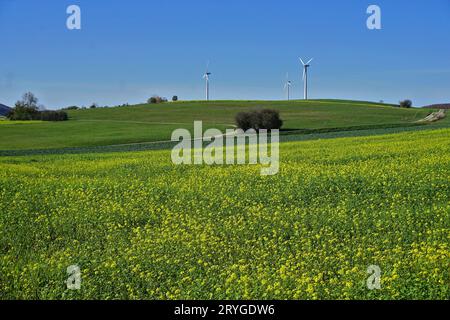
[7,108,68,121]
[235,109,283,131]
[148,96,168,104]
[38,111,69,121]
[7,104,38,120]
[7,92,68,121]
[399,100,413,108]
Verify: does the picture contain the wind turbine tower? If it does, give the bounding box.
[284,73,292,101]
[203,62,212,101]
[299,58,313,100]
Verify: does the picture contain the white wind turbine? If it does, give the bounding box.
[203,61,212,101]
[284,73,292,101]
[299,58,313,100]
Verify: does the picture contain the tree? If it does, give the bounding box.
[172,95,178,102]
[7,92,39,120]
[21,92,39,110]
[235,109,283,131]
[258,109,283,130]
[399,100,412,108]
[235,112,253,131]
[147,95,167,104]
[63,106,79,110]
[7,92,68,121]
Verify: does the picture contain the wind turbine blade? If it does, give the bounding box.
[299,58,305,65]
[302,68,305,80]
[306,58,314,65]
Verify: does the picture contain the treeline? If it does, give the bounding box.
[63,103,130,110]
[7,92,68,121]
[148,95,179,103]
[61,95,180,110]
[8,108,68,121]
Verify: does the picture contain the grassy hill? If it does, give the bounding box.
[0,99,435,151]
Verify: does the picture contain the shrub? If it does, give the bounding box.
[148,96,167,104]
[172,95,178,102]
[235,109,283,131]
[399,100,412,108]
[38,111,68,121]
[7,108,68,122]
[235,112,254,131]
[258,109,283,130]
[89,103,98,109]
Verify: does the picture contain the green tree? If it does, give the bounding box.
[399,100,413,108]
[7,92,40,120]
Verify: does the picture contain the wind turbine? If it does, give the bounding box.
[203,61,212,101]
[284,73,292,101]
[299,58,313,100]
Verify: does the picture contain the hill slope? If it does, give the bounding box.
[0,100,434,151]
[423,103,450,109]
[0,103,11,116]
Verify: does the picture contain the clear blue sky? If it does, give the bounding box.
[1,0,449,108]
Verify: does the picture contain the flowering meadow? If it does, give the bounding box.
[0,128,449,299]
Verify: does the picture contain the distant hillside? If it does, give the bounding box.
[422,103,450,109]
[0,99,435,151]
[0,104,12,116]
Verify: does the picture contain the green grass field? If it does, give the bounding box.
[0,99,448,300]
[0,100,433,150]
[0,128,448,299]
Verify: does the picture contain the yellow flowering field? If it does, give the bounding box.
[0,128,449,299]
